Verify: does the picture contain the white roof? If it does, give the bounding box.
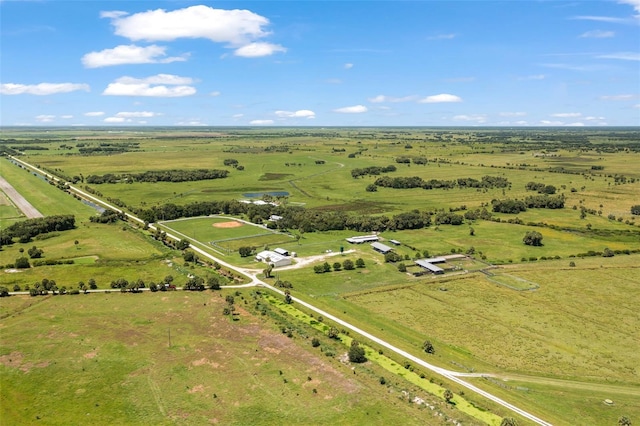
[256,250,285,263]
[415,259,444,273]
[371,242,393,252]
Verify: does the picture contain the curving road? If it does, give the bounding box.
[7,155,552,426]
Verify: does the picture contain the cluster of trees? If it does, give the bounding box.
[85,169,229,184]
[523,231,543,246]
[374,176,457,190]
[89,209,125,223]
[458,176,510,188]
[525,181,557,194]
[313,258,365,273]
[223,158,244,170]
[0,215,75,244]
[27,246,43,258]
[632,205,640,215]
[350,165,397,178]
[373,175,509,191]
[492,195,565,213]
[395,156,428,165]
[348,340,367,363]
[77,142,139,155]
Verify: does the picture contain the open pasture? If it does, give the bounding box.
[0,291,453,426]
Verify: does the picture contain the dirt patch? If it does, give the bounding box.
[188,384,205,394]
[213,221,243,228]
[192,358,221,368]
[0,351,49,373]
[84,350,98,359]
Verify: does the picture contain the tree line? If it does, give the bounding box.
[0,215,75,245]
[85,168,229,184]
[373,175,509,190]
[350,165,397,178]
[491,195,565,214]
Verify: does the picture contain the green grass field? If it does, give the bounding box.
[0,291,477,426]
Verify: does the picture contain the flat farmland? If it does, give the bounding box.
[0,291,457,426]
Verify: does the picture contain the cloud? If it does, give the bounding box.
[233,42,286,57]
[344,63,353,69]
[175,121,208,126]
[210,91,221,97]
[82,44,188,68]
[571,16,630,24]
[104,117,128,123]
[0,83,89,95]
[597,52,640,61]
[539,120,565,125]
[368,95,418,103]
[499,112,527,117]
[333,105,368,113]
[232,113,244,118]
[250,119,274,125]
[600,94,636,100]
[584,116,606,120]
[274,110,315,118]
[619,0,640,14]
[115,74,195,85]
[634,104,640,108]
[103,5,286,57]
[115,111,161,118]
[551,112,582,117]
[35,115,55,123]
[100,11,128,19]
[566,122,585,126]
[61,115,73,119]
[579,30,615,38]
[84,111,105,117]
[452,114,487,123]
[419,93,462,103]
[103,74,196,97]
[427,33,457,40]
[326,78,342,84]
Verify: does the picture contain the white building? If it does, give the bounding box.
[255,250,292,268]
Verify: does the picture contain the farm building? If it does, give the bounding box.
[274,247,289,256]
[255,250,292,268]
[346,235,379,244]
[415,259,445,274]
[269,214,283,221]
[371,242,393,254]
[389,239,401,246]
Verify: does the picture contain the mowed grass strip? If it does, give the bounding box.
[1,159,96,218]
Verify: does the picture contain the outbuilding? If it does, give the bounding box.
[346,235,379,244]
[371,242,393,254]
[255,250,292,268]
[274,247,289,256]
[415,259,445,274]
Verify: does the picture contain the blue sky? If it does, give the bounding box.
[1,1,639,127]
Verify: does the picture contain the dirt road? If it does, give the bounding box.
[0,175,43,219]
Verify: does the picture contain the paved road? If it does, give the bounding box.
[7,155,553,426]
[0,174,43,218]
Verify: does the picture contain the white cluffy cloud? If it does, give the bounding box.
[82,44,188,68]
[344,63,353,69]
[1,83,89,95]
[275,110,315,119]
[36,115,55,123]
[452,114,487,123]
[333,105,368,113]
[103,5,286,57]
[103,74,196,97]
[600,94,636,100]
[499,112,527,117]
[234,42,287,57]
[115,111,161,118]
[368,95,418,103]
[551,112,582,118]
[419,93,462,103]
[84,111,105,117]
[250,119,274,125]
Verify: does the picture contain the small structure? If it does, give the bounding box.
[371,242,393,254]
[274,247,289,256]
[269,214,283,222]
[389,239,401,246]
[255,250,292,268]
[346,235,379,244]
[415,259,444,274]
